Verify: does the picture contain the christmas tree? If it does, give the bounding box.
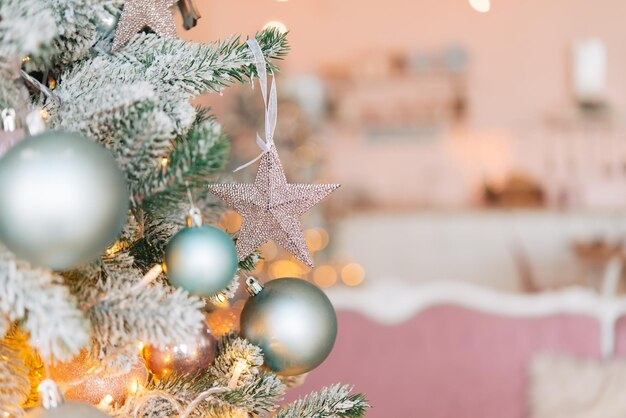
[0,1,367,416]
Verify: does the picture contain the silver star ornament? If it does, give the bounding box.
[208,147,339,268]
[112,0,178,51]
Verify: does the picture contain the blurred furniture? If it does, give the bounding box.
[287,281,626,418]
[335,211,626,292]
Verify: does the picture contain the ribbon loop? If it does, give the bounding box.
[233,39,278,172]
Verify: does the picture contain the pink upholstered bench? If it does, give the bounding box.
[286,282,626,418]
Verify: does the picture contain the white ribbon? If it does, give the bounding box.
[233,39,278,172]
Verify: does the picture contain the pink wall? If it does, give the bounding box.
[183,0,626,130]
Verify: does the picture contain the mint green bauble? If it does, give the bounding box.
[164,226,238,297]
[25,402,110,418]
[0,131,129,270]
[240,278,338,376]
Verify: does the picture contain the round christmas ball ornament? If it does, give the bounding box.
[164,211,238,297]
[25,380,110,418]
[142,315,218,380]
[48,351,148,406]
[0,131,129,270]
[240,277,338,376]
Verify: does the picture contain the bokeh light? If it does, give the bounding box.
[220,210,243,233]
[269,259,306,278]
[341,263,365,286]
[263,20,288,33]
[469,0,490,13]
[313,265,338,288]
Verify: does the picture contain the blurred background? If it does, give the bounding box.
[184,1,626,417]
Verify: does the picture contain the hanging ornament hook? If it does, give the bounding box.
[245,276,264,296]
[185,183,203,227]
[38,379,65,409]
[1,108,16,132]
[233,39,278,172]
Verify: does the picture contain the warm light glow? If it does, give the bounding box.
[269,259,305,278]
[128,378,140,395]
[260,241,278,261]
[313,265,338,288]
[39,108,50,120]
[22,56,30,63]
[160,156,169,169]
[469,0,490,12]
[305,228,323,252]
[220,210,243,233]
[97,394,114,409]
[137,341,144,352]
[213,292,228,306]
[106,241,125,256]
[263,20,288,34]
[341,263,365,286]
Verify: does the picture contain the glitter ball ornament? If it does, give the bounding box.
[0,131,129,270]
[143,316,217,379]
[48,351,148,406]
[240,277,337,376]
[164,225,238,297]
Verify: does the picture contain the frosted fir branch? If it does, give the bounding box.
[136,112,229,205]
[0,245,89,361]
[0,0,57,60]
[116,28,289,99]
[72,260,205,367]
[0,341,29,417]
[208,334,264,388]
[275,384,369,418]
[219,371,285,414]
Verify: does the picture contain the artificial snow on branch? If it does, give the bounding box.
[276,384,369,418]
[0,245,90,361]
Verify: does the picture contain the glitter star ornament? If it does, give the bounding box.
[112,0,178,51]
[209,147,339,268]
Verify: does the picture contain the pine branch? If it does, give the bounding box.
[0,245,89,361]
[275,384,369,418]
[0,0,57,61]
[69,255,205,371]
[136,111,229,205]
[0,340,29,417]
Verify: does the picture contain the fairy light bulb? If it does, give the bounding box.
[469,0,490,12]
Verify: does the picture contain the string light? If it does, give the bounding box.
[97,394,114,409]
[160,156,169,169]
[228,360,248,389]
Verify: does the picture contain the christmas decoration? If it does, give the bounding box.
[208,147,338,269]
[0,0,366,412]
[25,380,110,418]
[112,0,178,51]
[208,39,339,268]
[48,351,147,406]
[240,277,337,376]
[205,307,241,338]
[0,131,129,270]
[142,315,218,379]
[164,209,238,297]
[0,109,25,158]
[177,0,201,30]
